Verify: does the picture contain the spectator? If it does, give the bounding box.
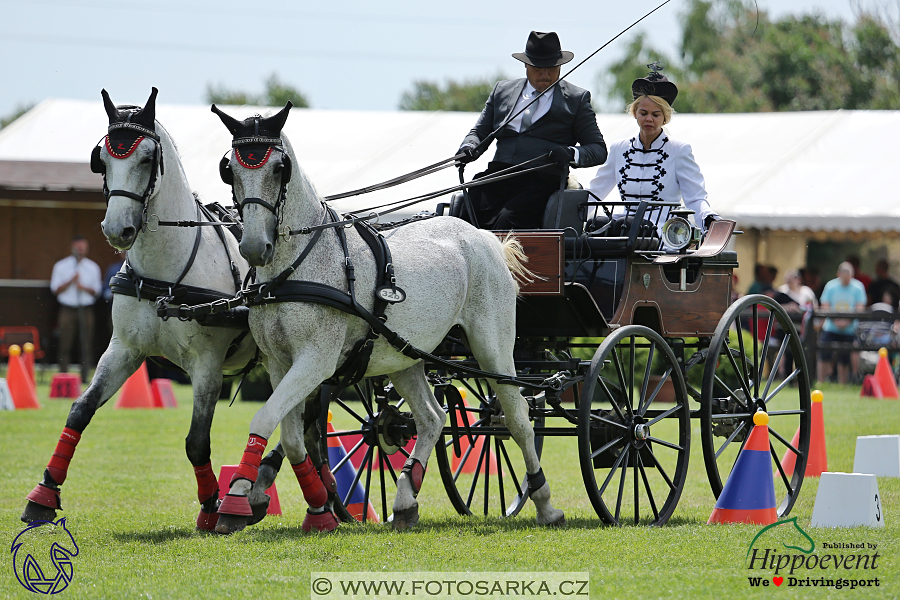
[778,269,818,312]
[847,255,871,292]
[868,259,900,311]
[800,266,823,300]
[50,236,102,382]
[747,263,773,295]
[818,262,867,384]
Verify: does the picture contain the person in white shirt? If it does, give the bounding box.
[587,64,718,238]
[50,236,102,382]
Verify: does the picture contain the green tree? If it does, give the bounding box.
[598,0,900,112]
[0,103,35,129]
[398,74,505,112]
[599,33,682,111]
[205,74,310,108]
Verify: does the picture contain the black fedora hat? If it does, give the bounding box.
[512,31,574,68]
[632,62,678,106]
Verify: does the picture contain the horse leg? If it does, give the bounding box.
[280,401,339,533]
[248,442,284,525]
[184,367,226,531]
[466,332,565,527]
[215,362,328,535]
[387,364,446,531]
[300,387,354,523]
[22,340,143,523]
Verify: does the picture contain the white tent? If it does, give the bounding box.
[0,99,895,232]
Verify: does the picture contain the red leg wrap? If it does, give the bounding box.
[320,464,337,495]
[196,507,219,531]
[302,509,339,533]
[46,427,81,486]
[292,457,328,508]
[218,494,253,517]
[26,483,62,510]
[402,458,426,496]
[194,462,218,502]
[230,434,268,486]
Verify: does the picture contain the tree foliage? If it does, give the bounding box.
[0,103,35,130]
[205,74,310,108]
[398,74,505,112]
[599,0,900,112]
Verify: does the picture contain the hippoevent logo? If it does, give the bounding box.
[746,518,880,590]
[10,518,79,594]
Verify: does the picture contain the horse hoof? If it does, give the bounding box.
[391,506,420,532]
[302,510,339,533]
[21,500,57,524]
[196,507,219,532]
[215,513,250,535]
[538,510,566,528]
[248,495,270,526]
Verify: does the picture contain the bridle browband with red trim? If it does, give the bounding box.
[93,120,164,208]
[223,132,292,227]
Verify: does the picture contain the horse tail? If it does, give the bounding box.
[497,233,539,295]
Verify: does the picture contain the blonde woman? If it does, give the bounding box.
[587,64,718,234]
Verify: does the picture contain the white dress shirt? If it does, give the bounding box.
[588,132,714,227]
[51,255,102,307]
[508,82,580,163]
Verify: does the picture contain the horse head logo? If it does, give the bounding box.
[747,516,815,558]
[11,517,79,594]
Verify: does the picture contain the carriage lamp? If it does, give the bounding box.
[661,216,693,250]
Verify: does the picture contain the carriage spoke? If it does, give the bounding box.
[638,341,656,413]
[334,397,367,425]
[646,403,686,427]
[589,412,629,430]
[751,304,760,397]
[611,350,634,420]
[713,374,748,411]
[598,445,629,496]
[767,424,797,453]
[770,442,794,495]
[352,382,375,417]
[764,369,801,402]
[637,452,660,521]
[763,336,790,399]
[766,409,805,417]
[724,347,754,407]
[495,438,506,513]
[363,447,375,524]
[378,450,389,524]
[590,435,626,461]
[347,445,371,517]
[465,439,488,509]
[710,411,753,421]
[452,441,478,482]
[332,437,366,474]
[483,437,491,516]
[628,337,636,408]
[640,367,673,416]
[642,445,676,492]
[598,378,628,422]
[633,448,639,525]
[715,421,748,460]
[498,440,523,498]
[758,309,775,392]
[646,436,683,452]
[614,446,630,523]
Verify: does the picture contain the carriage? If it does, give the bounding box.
[317,184,812,527]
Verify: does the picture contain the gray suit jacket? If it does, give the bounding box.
[460,78,607,169]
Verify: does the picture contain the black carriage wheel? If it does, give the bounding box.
[435,380,546,518]
[327,379,415,524]
[578,325,691,526]
[700,294,811,517]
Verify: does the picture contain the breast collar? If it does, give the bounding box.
[617,134,670,203]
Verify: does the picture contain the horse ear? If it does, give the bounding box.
[101,89,119,123]
[264,102,293,136]
[211,104,242,135]
[132,87,158,129]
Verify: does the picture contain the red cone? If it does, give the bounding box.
[781,390,827,477]
[114,362,156,408]
[7,345,39,409]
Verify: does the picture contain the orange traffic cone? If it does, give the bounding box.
[327,411,379,523]
[874,348,898,399]
[450,388,498,475]
[780,390,827,477]
[7,345,40,409]
[114,362,156,408]
[22,342,35,385]
[150,378,178,408]
[708,410,777,525]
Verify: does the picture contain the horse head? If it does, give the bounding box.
[95,87,163,250]
[212,102,293,267]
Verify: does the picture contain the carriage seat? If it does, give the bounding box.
[542,190,662,258]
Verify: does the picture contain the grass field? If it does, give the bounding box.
[1,380,898,599]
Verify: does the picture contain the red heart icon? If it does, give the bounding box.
[773,577,783,586]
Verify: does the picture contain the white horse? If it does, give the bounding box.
[21,88,263,531]
[211,103,565,533]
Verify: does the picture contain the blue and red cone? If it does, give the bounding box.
[326,412,379,523]
[708,410,777,525]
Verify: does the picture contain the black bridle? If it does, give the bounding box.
[92,121,164,215]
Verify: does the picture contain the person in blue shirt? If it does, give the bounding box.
[818,261,867,384]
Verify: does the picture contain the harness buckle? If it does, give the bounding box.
[177,304,193,322]
[279,225,291,239]
[210,298,229,313]
[146,214,160,232]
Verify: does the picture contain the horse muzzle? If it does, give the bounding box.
[100,219,138,251]
[239,236,274,267]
